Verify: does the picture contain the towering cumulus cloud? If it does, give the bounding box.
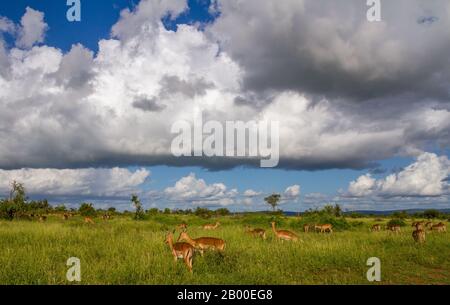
[0,0,449,207]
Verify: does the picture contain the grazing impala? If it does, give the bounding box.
[271,222,298,241]
[203,222,220,230]
[412,228,426,243]
[387,224,401,233]
[314,224,333,233]
[371,224,381,232]
[412,222,425,230]
[38,216,47,222]
[165,231,194,273]
[177,223,188,231]
[84,217,95,224]
[62,214,69,220]
[431,222,447,233]
[245,226,266,240]
[177,231,225,255]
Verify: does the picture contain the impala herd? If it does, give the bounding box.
[167,219,447,273]
[30,212,447,273]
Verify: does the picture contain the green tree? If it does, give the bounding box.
[131,194,145,220]
[264,194,281,211]
[79,203,96,217]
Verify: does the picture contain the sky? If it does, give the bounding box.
[0,0,449,212]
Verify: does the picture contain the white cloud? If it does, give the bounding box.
[0,168,150,197]
[284,184,301,199]
[347,153,450,198]
[243,189,261,197]
[164,173,237,206]
[0,1,449,177]
[16,7,48,49]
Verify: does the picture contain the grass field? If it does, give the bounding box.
[0,215,449,285]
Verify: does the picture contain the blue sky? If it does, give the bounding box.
[0,0,449,212]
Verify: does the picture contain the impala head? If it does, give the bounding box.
[165,230,175,244]
[177,231,189,242]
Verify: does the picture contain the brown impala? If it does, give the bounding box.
[165,231,194,273]
[271,222,298,241]
[203,222,220,230]
[245,226,266,240]
[412,228,426,243]
[177,223,188,231]
[177,231,225,256]
[387,224,401,233]
[314,224,333,233]
[371,224,381,232]
[431,222,447,233]
[84,217,95,224]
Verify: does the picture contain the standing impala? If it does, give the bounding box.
[177,231,225,255]
[165,231,194,273]
[314,224,333,233]
[271,222,298,241]
[245,226,266,240]
[203,222,220,230]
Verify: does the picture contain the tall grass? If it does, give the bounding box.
[0,215,448,284]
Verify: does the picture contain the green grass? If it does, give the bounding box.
[0,215,449,285]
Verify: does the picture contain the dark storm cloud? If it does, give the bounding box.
[132,96,166,112]
[210,0,450,103]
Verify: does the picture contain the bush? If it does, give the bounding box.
[423,209,441,219]
[387,218,406,227]
[79,203,96,217]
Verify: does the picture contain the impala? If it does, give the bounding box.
[245,226,266,240]
[84,217,95,224]
[431,222,447,233]
[177,231,225,255]
[177,223,188,231]
[203,222,220,230]
[371,224,381,232]
[38,216,47,222]
[412,228,426,243]
[271,222,298,241]
[62,214,69,220]
[314,224,333,233]
[165,231,194,273]
[387,224,401,233]
[303,224,310,233]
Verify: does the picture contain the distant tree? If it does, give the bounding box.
[147,208,159,216]
[264,194,281,211]
[54,205,67,213]
[78,203,96,217]
[107,207,117,214]
[195,207,212,218]
[333,204,343,217]
[163,208,171,214]
[131,194,145,220]
[216,208,230,216]
[423,209,441,219]
[392,211,408,219]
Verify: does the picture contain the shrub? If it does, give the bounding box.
[423,209,441,219]
[131,195,146,220]
[79,203,96,217]
[387,218,406,227]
